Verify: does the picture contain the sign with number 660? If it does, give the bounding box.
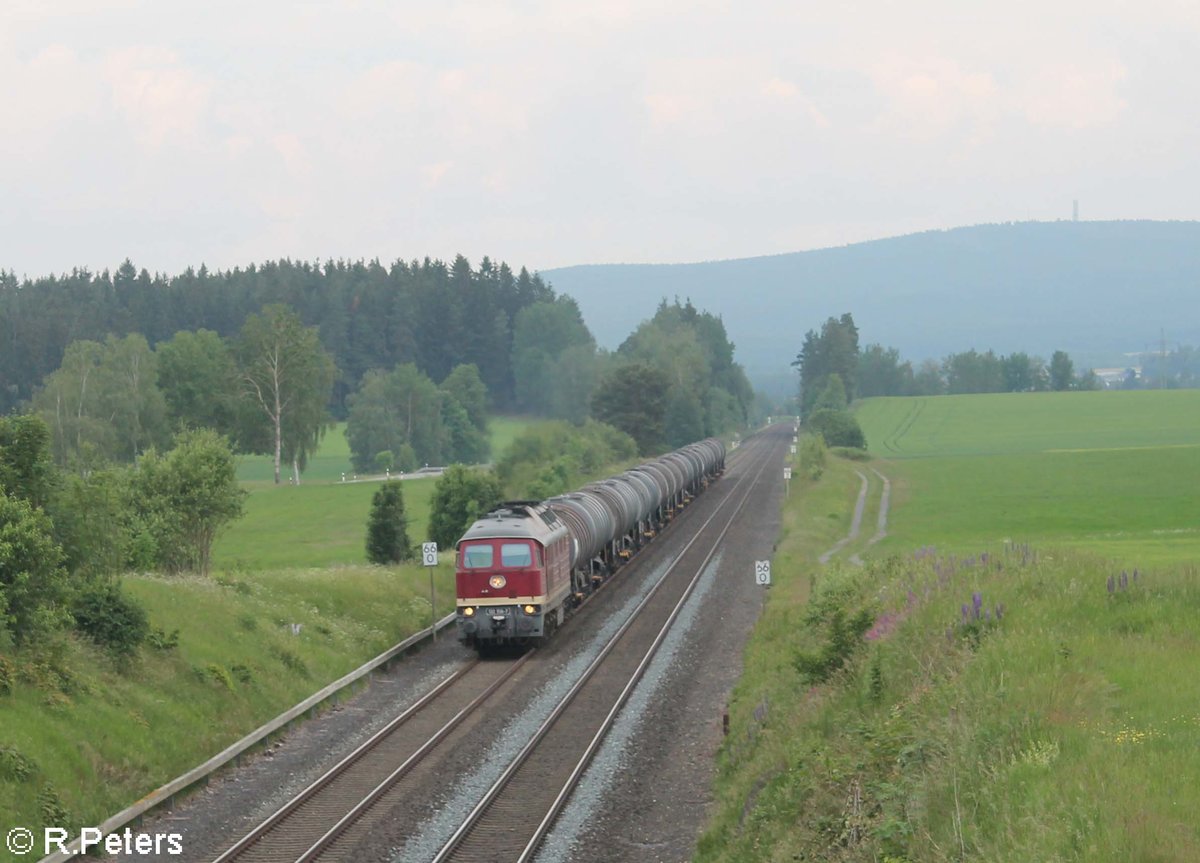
[422,542,438,567]
[754,560,771,585]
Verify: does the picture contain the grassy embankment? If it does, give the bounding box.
[699,390,1200,862]
[0,418,547,855]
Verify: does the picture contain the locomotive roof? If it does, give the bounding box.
[457,502,565,545]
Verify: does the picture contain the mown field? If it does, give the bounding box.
[699,391,1200,862]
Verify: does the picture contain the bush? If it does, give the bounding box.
[71,580,149,657]
[366,481,413,564]
[799,434,827,479]
[806,408,867,449]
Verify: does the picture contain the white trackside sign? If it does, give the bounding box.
[754,560,771,585]
[422,542,438,567]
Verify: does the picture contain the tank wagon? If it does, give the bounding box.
[454,438,726,651]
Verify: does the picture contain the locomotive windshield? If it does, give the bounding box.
[500,543,534,567]
[461,544,494,568]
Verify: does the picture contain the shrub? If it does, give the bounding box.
[799,434,827,479]
[146,627,180,651]
[71,580,149,657]
[0,654,13,695]
[807,408,867,449]
[794,606,875,683]
[0,745,35,782]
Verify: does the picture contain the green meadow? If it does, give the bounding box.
[699,391,1200,862]
[219,416,552,570]
[857,390,1200,565]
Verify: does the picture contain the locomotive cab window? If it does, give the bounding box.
[461,544,494,568]
[500,543,534,568]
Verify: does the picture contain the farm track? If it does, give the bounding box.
[431,428,784,863]
[211,656,529,863]
[821,465,891,566]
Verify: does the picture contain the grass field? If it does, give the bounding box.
[699,392,1200,861]
[859,389,1200,458]
[221,415,550,570]
[856,390,1200,565]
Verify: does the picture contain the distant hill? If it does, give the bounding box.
[541,221,1200,395]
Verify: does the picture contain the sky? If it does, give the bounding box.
[2,0,1198,278]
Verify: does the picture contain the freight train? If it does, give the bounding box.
[454,438,726,652]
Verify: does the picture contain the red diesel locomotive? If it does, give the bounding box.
[454,438,726,651]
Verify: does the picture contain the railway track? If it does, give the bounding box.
[211,656,531,863]
[431,429,782,863]
[208,428,779,863]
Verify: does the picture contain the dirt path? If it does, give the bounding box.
[819,470,868,564]
[819,466,891,566]
[849,467,891,565]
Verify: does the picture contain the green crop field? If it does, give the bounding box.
[856,390,1200,565]
[859,389,1200,458]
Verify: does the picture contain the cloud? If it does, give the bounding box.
[867,55,1000,142]
[103,46,212,150]
[1018,61,1129,129]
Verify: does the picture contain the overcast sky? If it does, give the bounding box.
[3,0,1198,278]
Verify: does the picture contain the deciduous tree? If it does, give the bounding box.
[235,305,335,485]
[428,466,503,549]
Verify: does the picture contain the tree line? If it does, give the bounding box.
[795,313,1100,416]
[0,255,556,417]
[5,257,757,476]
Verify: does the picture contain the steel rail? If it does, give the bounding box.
[211,654,531,863]
[293,649,536,861]
[431,430,780,863]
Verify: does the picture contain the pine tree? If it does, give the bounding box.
[366,481,412,564]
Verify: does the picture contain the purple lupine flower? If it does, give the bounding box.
[1107,575,1115,594]
[961,604,970,623]
[1120,571,1129,590]
[1133,568,1139,583]
[972,592,983,612]
[995,603,1005,620]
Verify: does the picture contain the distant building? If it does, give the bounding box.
[1093,367,1139,388]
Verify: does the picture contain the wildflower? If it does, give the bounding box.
[1107,575,1115,594]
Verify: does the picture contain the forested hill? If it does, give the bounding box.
[542,220,1200,391]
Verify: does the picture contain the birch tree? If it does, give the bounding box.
[235,305,335,485]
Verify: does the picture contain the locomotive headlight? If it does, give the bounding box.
[462,606,475,617]
[523,604,538,615]
[488,575,507,589]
